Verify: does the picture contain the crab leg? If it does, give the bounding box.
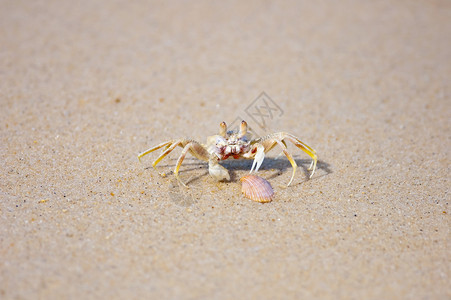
[173,141,210,186]
[138,140,174,162]
[253,137,298,186]
[258,132,317,186]
[173,142,194,187]
[151,140,183,173]
[275,139,298,186]
[282,133,317,176]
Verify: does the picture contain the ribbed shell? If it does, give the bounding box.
[240,175,274,203]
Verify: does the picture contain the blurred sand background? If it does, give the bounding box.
[0,0,450,299]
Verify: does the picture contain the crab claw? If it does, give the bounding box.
[250,144,265,173]
[209,159,230,181]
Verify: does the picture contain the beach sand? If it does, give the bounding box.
[1,0,449,299]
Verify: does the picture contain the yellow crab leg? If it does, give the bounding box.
[275,139,298,186]
[151,140,183,173]
[284,134,317,177]
[138,140,173,162]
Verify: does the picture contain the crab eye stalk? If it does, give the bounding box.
[219,121,227,137]
[238,120,247,138]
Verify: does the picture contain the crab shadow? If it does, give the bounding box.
[147,157,332,186]
[221,157,332,183]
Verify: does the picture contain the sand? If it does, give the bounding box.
[1,0,449,299]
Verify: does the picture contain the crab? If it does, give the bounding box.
[138,121,317,187]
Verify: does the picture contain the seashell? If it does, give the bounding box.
[240,175,274,203]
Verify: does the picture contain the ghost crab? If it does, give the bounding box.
[138,121,317,187]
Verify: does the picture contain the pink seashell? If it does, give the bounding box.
[240,175,274,203]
